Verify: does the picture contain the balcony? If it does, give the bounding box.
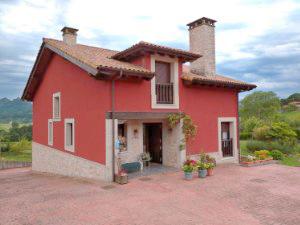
[155,83,174,104]
[222,138,233,157]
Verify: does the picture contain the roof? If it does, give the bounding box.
[22,38,255,101]
[181,65,256,91]
[43,38,153,76]
[22,39,156,101]
[112,41,201,62]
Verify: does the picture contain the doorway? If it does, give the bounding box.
[221,122,233,157]
[143,123,163,164]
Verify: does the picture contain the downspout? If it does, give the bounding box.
[237,92,241,164]
[111,70,123,181]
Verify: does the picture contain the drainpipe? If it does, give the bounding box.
[237,92,241,164]
[111,70,123,181]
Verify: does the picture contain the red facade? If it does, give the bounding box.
[33,53,238,164]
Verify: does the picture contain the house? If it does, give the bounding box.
[22,17,256,181]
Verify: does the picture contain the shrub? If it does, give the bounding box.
[246,140,269,152]
[246,140,297,155]
[240,131,251,140]
[270,150,284,160]
[254,150,270,160]
[267,122,297,146]
[10,138,31,153]
[0,142,10,152]
[252,125,271,141]
[241,117,263,136]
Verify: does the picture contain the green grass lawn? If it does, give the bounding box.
[280,154,300,167]
[282,111,300,121]
[240,140,252,156]
[0,149,32,162]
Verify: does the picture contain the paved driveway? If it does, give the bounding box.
[1,164,300,225]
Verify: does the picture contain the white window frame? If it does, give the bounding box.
[52,92,61,121]
[64,118,75,152]
[150,55,179,109]
[48,119,53,146]
[218,117,238,161]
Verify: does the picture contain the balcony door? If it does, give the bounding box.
[155,61,173,104]
[221,122,233,157]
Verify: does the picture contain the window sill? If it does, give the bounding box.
[152,103,179,109]
[53,118,61,122]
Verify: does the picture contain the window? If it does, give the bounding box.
[117,122,127,152]
[48,119,53,146]
[53,92,61,120]
[150,55,179,109]
[64,118,75,152]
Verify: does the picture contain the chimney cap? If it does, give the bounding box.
[187,17,217,29]
[61,26,79,34]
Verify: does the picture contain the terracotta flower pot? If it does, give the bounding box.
[207,168,213,176]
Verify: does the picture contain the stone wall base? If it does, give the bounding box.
[32,142,112,181]
[189,151,239,164]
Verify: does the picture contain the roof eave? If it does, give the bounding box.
[182,78,257,91]
[112,44,201,62]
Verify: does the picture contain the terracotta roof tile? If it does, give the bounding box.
[112,41,200,61]
[43,38,153,75]
[182,65,256,90]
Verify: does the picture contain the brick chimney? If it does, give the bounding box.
[187,17,216,76]
[61,27,78,45]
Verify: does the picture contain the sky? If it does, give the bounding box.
[0,0,300,100]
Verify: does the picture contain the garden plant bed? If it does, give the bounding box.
[240,159,278,167]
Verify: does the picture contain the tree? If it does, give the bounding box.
[240,91,281,121]
[267,122,297,146]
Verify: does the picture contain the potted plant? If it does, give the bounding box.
[206,162,215,176]
[197,162,209,178]
[140,152,151,167]
[182,159,196,180]
[115,169,128,185]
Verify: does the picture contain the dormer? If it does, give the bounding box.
[112,41,200,109]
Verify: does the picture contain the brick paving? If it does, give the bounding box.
[0,164,299,225]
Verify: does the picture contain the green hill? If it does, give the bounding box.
[0,98,32,123]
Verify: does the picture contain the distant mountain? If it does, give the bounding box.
[0,98,32,123]
[281,93,300,105]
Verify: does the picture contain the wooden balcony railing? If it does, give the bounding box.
[222,138,233,157]
[155,83,174,104]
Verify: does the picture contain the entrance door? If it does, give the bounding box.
[221,122,233,157]
[143,123,162,163]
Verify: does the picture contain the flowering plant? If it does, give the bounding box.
[196,161,210,170]
[182,159,196,173]
[206,162,215,169]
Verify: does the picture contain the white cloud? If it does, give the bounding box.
[0,0,62,34]
[0,0,300,98]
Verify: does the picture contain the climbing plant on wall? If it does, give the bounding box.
[167,113,197,146]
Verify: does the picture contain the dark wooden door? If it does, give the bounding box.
[144,123,162,163]
[221,122,233,157]
[155,61,171,83]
